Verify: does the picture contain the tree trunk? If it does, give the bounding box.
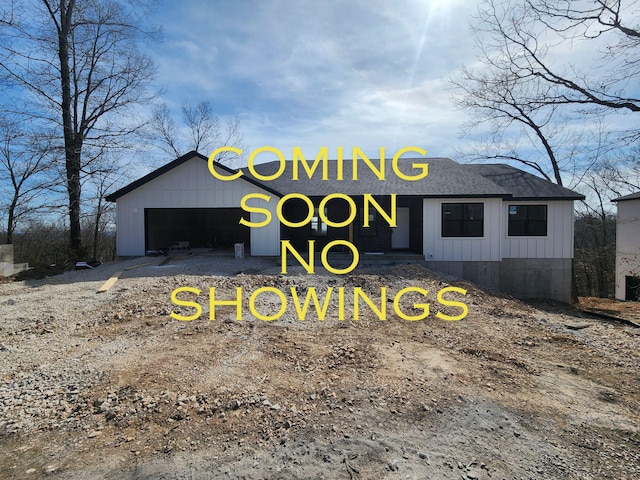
[57,0,84,259]
[92,201,102,261]
[66,146,83,257]
[6,195,16,244]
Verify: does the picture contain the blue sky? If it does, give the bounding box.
[148,0,478,159]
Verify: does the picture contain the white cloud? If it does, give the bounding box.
[148,0,482,157]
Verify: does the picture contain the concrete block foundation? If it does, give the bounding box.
[425,260,501,291]
[499,258,572,303]
[426,258,573,303]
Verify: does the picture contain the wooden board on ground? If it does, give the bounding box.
[565,321,592,330]
[97,271,123,293]
[579,307,640,328]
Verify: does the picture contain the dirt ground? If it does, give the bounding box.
[0,254,639,479]
[578,297,640,325]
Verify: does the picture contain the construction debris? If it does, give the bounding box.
[0,256,638,479]
[96,271,123,293]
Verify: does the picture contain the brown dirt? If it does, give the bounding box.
[578,296,640,324]
[0,256,639,479]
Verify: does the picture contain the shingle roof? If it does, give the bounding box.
[105,152,585,202]
[465,164,585,200]
[612,191,640,202]
[244,158,510,198]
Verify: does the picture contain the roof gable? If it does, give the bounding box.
[105,151,282,201]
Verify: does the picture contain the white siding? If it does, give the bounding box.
[249,208,280,256]
[615,198,640,300]
[423,198,502,262]
[502,201,574,259]
[115,155,280,256]
[422,198,575,263]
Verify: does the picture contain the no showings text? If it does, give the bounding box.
[170,285,469,322]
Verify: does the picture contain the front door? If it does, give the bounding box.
[392,207,410,249]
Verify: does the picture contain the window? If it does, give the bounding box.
[441,203,484,237]
[360,210,377,236]
[508,205,547,236]
[311,207,327,236]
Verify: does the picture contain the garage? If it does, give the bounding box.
[105,152,281,257]
[145,208,250,251]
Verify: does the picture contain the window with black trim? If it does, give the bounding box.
[441,203,484,237]
[360,210,377,236]
[311,207,327,236]
[508,204,547,236]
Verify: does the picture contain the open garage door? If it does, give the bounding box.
[145,208,249,251]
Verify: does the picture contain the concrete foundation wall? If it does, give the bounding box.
[427,258,573,303]
[0,244,13,263]
[0,244,30,277]
[0,262,13,277]
[0,245,14,277]
[425,260,501,291]
[499,258,572,303]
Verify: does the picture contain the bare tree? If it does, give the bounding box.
[455,0,640,185]
[150,103,181,158]
[149,100,245,164]
[597,147,640,196]
[525,0,640,116]
[574,207,617,297]
[81,152,126,261]
[454,64,568,184]
[575,171,618,296]
[0,0,157,259]
[183,101,221,155]
[469,1,640,136]
[0,118,57,244]
[455,0,640,298]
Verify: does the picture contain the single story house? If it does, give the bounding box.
[106,151,584,302]
[613,192,640,301]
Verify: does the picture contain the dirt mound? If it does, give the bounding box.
[1,256,638,479]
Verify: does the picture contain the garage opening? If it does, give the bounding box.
[145,208,249,251]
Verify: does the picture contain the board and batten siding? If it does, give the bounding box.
[423,198,575,263]
[422,198,503,262]
[501,200,575,259]
[115,156,280,256]
[615,198,640,300]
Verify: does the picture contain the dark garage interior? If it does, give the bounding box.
[145,208,250,251]
[626,275,640,301]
